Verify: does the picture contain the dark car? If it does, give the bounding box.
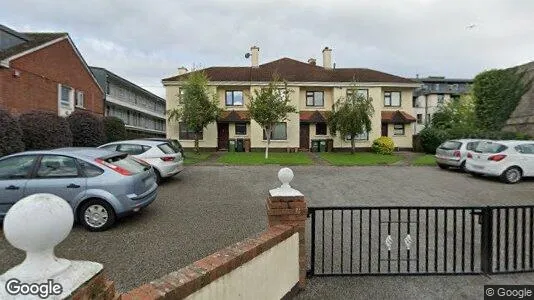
[142,138,185,158]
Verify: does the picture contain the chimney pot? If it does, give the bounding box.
[322,47,332,69]
[250,46,259,68]
[178,67,188,75]
[307,58,316,65]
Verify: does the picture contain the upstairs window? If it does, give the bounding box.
[306,91,324,107]
[75,91,84,108]
[384,91,401,107]
[437,94,445,105]
[347,89,368,100]
[225,91,243,106]
[417,114,423,124]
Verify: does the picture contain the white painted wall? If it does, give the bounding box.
[186,233,299,300]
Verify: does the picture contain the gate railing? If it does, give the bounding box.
[307,205,534,276]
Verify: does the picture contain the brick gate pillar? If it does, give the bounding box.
[266,167,308,289]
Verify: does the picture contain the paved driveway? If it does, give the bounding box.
[1,166,533,294]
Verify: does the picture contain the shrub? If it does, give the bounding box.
[19,111,72,150]
[0,109,25,156]
[371,136,395,155]
[103,116,127,143]
[419,127,449,154]
[67,111,106,147]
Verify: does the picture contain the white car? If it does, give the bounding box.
[465,140,534,184]
[99,140,184,183]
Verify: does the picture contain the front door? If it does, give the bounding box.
[381,122,388,137]
[217,123,229,150]
[300,123,310,150]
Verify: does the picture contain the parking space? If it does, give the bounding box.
[1,165,533,293]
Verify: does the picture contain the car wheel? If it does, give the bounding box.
[154,169,162,184]
[460,161,467,172]
[437,163,448,170]
[501,167,522,184]
[79,199,116,231]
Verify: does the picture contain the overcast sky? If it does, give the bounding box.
[2,0,534,97]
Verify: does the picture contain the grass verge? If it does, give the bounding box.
[217,152,313,165]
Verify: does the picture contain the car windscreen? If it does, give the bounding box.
[103,154,148,174]
[158,143,176,154]
[474,142,508,154]
[439,141,462,150]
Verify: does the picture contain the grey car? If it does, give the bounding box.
[0,148,157,231]
[435,139,487,171]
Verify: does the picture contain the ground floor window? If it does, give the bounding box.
[417,114,423,124]
[393,124,405,136]
[345,131,369,141]
[235,123,247,135]
[263,122,287,140]
[316,123,327,135]
[179,122,203,140]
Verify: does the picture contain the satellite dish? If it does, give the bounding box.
[245,53,251,59]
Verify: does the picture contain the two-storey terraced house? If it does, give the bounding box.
[162,47,420,151]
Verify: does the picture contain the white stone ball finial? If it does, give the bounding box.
[278,167,294,189]
[270,167,303,197]
[2,193,73,281]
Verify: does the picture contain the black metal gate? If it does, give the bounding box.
[307,205,534,276]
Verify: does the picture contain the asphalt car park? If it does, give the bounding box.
[1,165,533,292]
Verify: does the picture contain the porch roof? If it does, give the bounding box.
[218,110,250,123]
[381,110,416,124]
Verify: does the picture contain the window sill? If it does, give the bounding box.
[262,140,288,143]
[384,106,402,108]
[306,106,324,108]
[393,135,406,137]
[75,105,85,109]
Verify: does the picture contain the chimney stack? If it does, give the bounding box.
[178,67,188,75]
[251,46,259,68]
[307,58,316,65]
[322,47,332,69]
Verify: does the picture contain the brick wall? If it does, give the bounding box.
[0,38,103,116]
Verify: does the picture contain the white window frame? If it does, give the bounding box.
[393,124,405,136]
[347,89,369,100]
[59,85,73,107]
[345,131,369,141]
[384,91,401,107]
[75,91,84,108]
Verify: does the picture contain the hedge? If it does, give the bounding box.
[0,109,25,156]
[67,110,106,147]
[103,116,127,143]
[19,111,73,150]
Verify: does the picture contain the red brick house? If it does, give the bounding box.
[0,25,104,116]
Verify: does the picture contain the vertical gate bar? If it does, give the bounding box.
[416,208,420,272]
[496,208,501,272]
[481,207,493,274]
[341,210,344,273]
[471,209,477,272]
[359,209,363,273]
[331,209,334,274]
[322,209,325,274]
[350,210,353,273]
[522,208,526,270]
[407,209,411,272]
[434,208,438,272]
[426,209,429,272]
[444,209,448,272]
[310,210,316,276]
[378,209,382,273]
[397,209,401,272]
[514,208,518,270]
[530,207,533,269]
[505,208,509,271]
[453,209,457,272]
[388,209,391,273]
[368,209,372,273]
[462,209,465,272]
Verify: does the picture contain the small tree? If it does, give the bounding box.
[328,84,374,154]
[67,110,106,147]
[167,71,221,153]
[103,116,127,143]
[247,77,297,159]
[431,93,476,132]
[0,109,25,156]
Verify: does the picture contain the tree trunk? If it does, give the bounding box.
[194,132,200,154]
[265,128,271,159]
[351,136,355,154]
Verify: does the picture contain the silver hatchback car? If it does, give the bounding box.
[0,148,157,231]
[435,139,488,171]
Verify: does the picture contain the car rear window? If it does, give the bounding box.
[158,143,176,154]
[104,154,147,174]
[475,142,508,154]
[466,142,480,151]
[439,141,462,150]
[117,144,150,155]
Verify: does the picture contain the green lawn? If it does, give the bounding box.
[319,152,402,166]
[183,152,213,165]
[217,152,313,165]
[412,154,437,166]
